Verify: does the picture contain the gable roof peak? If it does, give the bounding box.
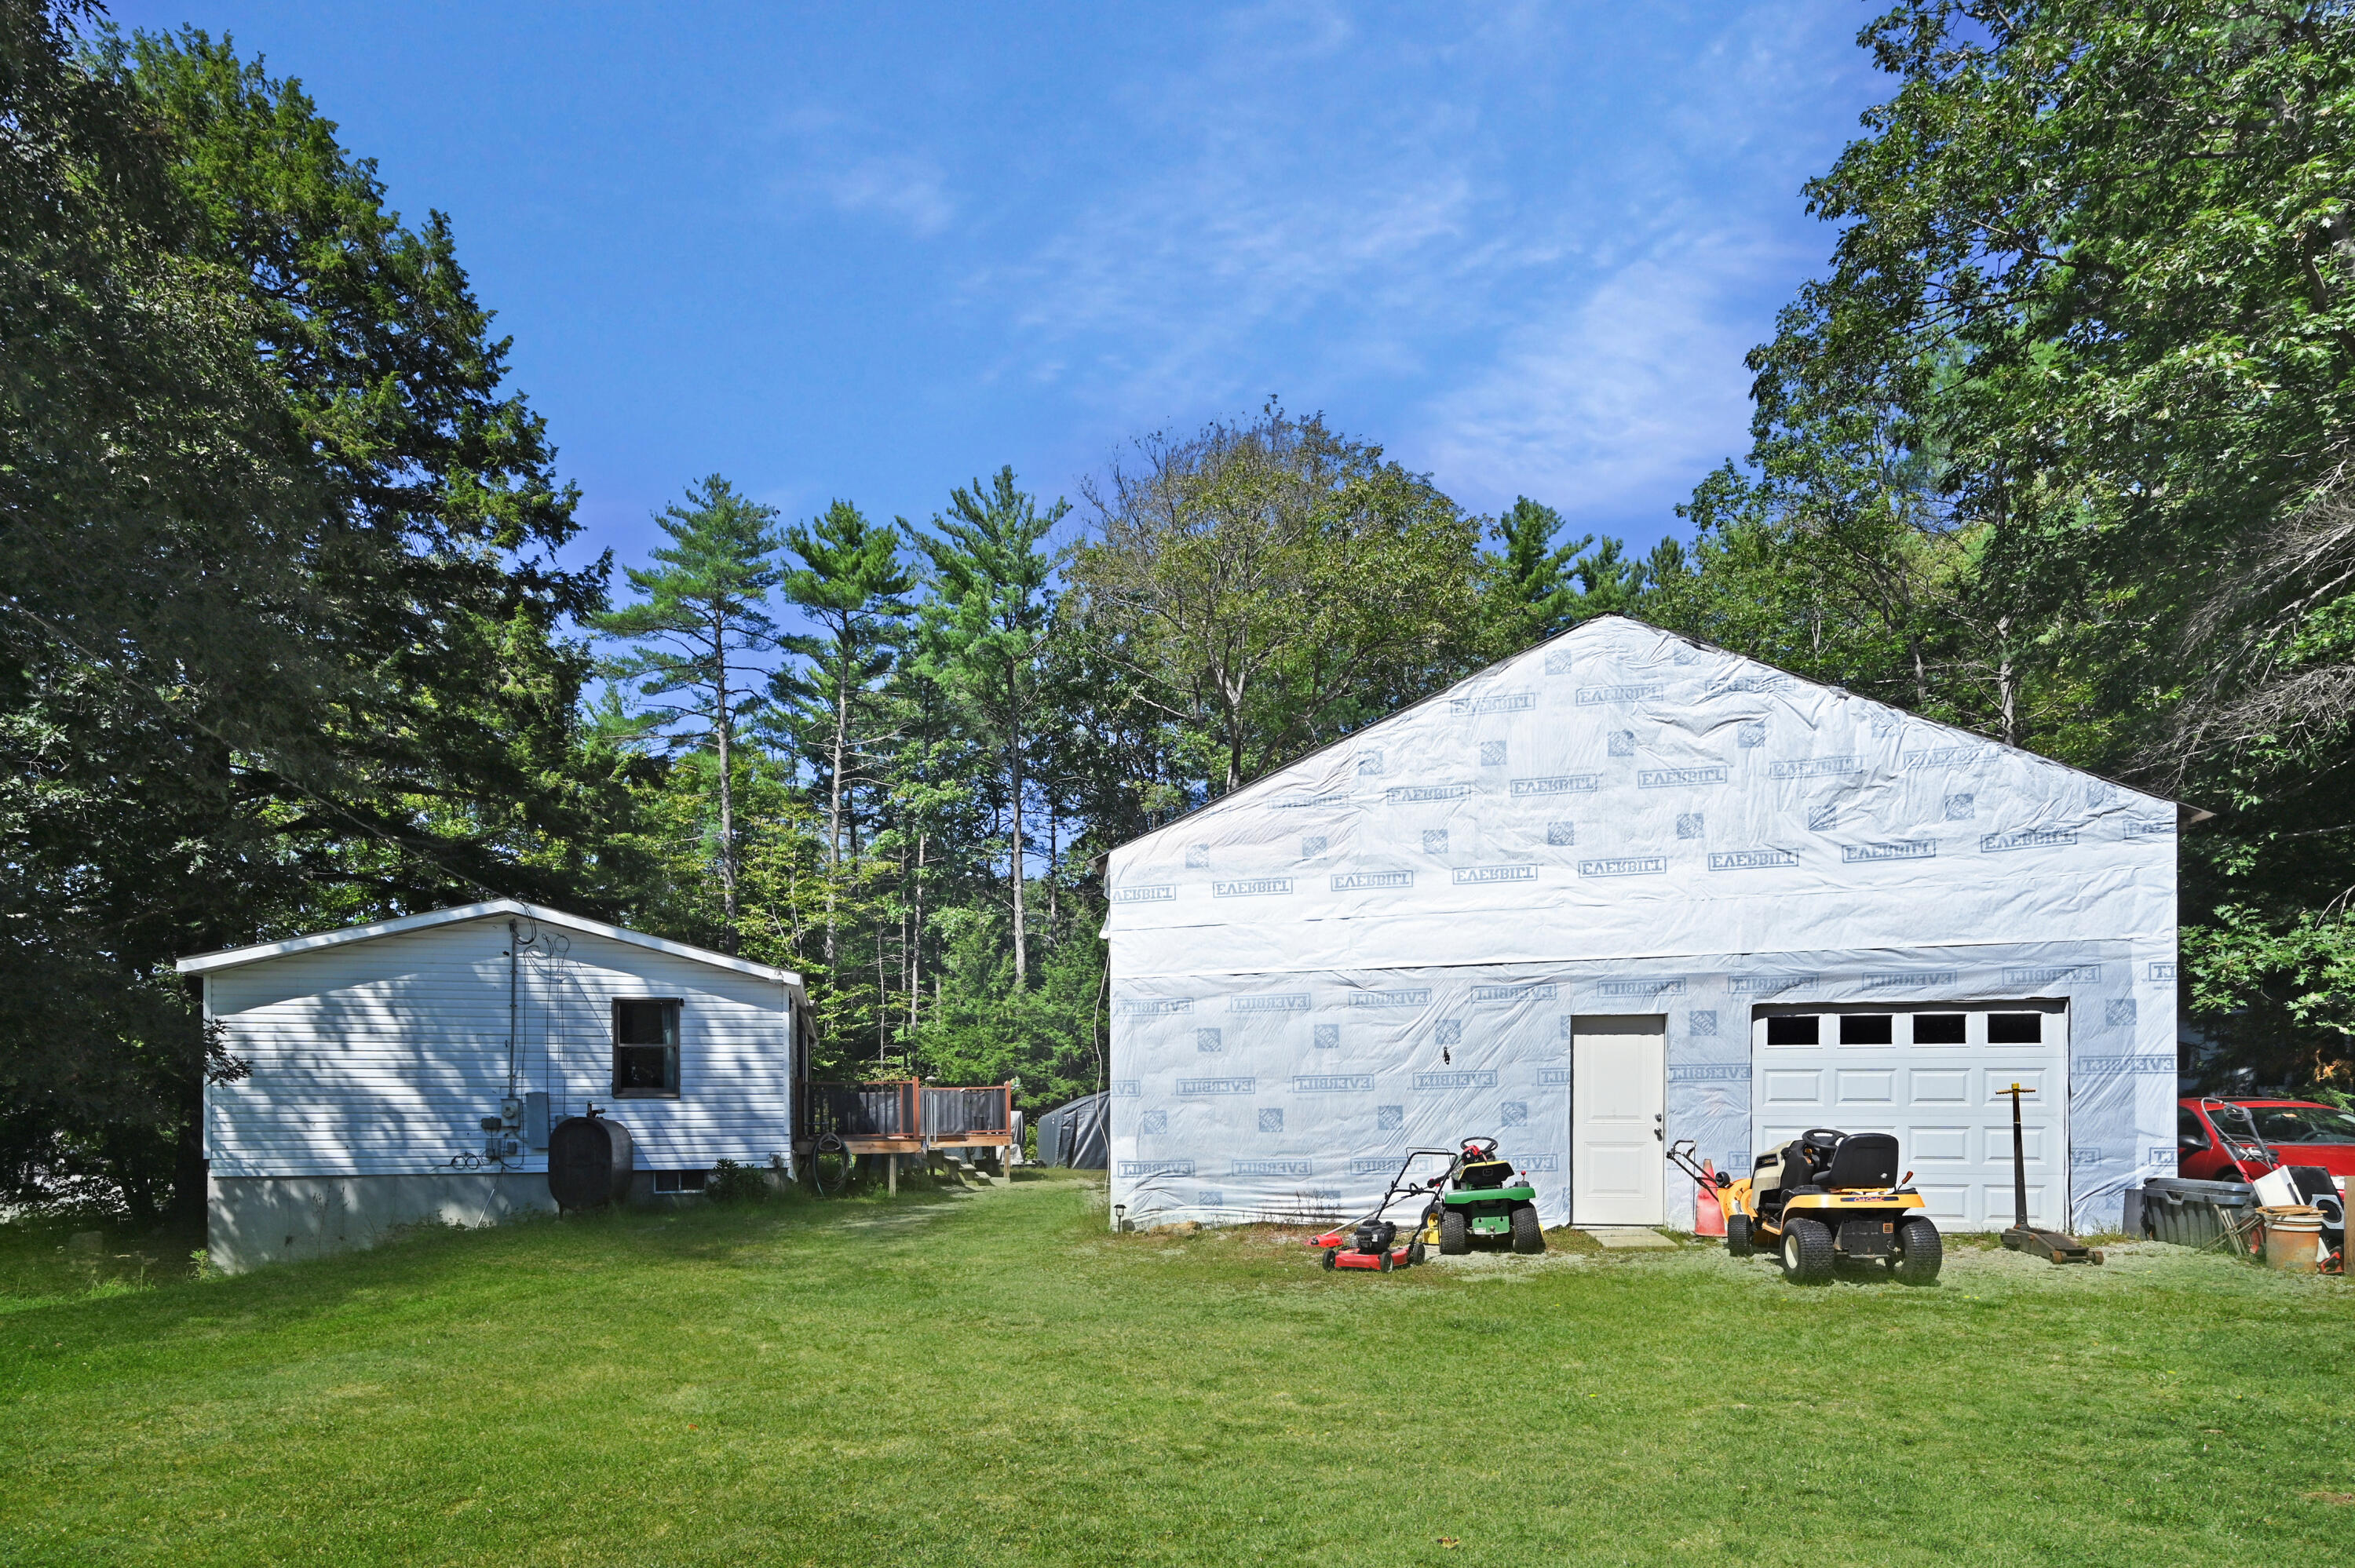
[176,899,802,986]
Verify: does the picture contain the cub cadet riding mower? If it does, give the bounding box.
[1308,1137,1546,1271]
[1672,1130,1941,1284]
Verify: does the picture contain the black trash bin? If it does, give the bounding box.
[2138,1176,2255,1249]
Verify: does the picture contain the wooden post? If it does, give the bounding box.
[887,1154,897,1196]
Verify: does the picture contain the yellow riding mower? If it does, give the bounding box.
[1675,1130,1942,1284]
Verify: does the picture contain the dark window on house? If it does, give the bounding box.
[652,1169,707,1194]
[1988,1012,2043,1045]
[1912,1013,1967,1045]
[1765,1015,1819,1046]
[2177,1107,2211,1152]
[613,999,681,1096]
[1838,1013,1893,1045]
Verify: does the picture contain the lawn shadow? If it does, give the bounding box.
[0,1180,984,1354]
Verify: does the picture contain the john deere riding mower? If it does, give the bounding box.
[1437,1136,1545,1255]
[1674,1129,1941,1284]
[1309,1136,1544,1271]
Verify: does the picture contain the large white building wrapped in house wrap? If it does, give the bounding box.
[1102,615,2189,1235]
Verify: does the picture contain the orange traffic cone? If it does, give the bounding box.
[1694,1159,1725,1238]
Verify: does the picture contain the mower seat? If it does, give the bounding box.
[1816,1132,1900,1191]
[1776,1140,1827,1193]
[1456,1158,1516,1190]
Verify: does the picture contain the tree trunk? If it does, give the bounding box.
[1996,614,2018,748]
[911,830,926,1031]
[1010,720,1027,990]
[172,1074,208,1224]
[823,631,849,972]
[896,833,909,1045]
[714,614,739,952]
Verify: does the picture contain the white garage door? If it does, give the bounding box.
[1751,1002,2068,1231]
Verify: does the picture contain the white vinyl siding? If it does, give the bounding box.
[204,917,794,1177]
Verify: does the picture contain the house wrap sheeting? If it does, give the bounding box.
[1102,615,2182,1234]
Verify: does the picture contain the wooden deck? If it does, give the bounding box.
[794,1079,1016,1158]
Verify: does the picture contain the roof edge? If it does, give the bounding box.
[175,899,803,987]
[1108,611,2200,860]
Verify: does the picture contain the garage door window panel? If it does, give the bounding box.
[1839,1013,1893,1045]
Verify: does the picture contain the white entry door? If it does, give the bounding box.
[1572,1015,1667,1225]
[1752,1002,2069,1231]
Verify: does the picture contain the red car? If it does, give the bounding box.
[2178,1097,2355,1190]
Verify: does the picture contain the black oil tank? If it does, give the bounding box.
[547,1111,633,1210]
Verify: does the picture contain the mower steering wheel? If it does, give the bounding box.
[1459,1136,1499,1159]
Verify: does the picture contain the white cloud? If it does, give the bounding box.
[765,105,955,238]
[813,152,954,237]
[966,0,1871,516]
[1001,165,1478,403]
[1415,225,1784,521]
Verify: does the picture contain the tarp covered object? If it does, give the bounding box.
[1036,1092,1110,1169]
[1102,616,2182,1234]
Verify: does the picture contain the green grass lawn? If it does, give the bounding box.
[4,1172,2350,1566]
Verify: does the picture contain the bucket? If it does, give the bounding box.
[2260,1206,2325,1272]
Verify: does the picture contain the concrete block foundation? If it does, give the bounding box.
[208,1172,558,1274]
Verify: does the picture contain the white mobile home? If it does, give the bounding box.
[179,899,806,1271]
[1104,615,2189,1236]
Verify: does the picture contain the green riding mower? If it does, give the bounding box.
[1434,1136,1545,1255]
[1307,1136,1545,1270]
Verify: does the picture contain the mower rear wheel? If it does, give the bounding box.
[1725,1214,1754,1258]
[1378,1249,1396,1273]
[1891,1217,1943,1283]
[1510,1203,1545,1254]
[1439,1210,1470,1255]
[1780,1217,1834,1283]
[1320,1248,1338,1271]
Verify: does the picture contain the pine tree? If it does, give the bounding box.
[1489,496,1648,647]
[774,499,914,972]
[1492,497,1580,643]
[913,468,1065,989]
[594,476,780,948]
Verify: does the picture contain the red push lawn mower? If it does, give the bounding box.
[1309,1147,1455,1271]
[1308,1138,1544,1271]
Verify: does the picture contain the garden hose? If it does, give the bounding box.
[810,1132,853,1197]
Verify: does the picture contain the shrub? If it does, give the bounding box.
[705,1158,769,1205]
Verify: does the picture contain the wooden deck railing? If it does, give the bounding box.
[798,1079,1013,1149]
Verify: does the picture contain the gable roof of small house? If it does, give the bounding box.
[175,899,801,987]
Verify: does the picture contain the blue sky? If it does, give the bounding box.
[109,0,1889,586]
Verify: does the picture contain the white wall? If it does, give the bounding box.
[205,915,796,1177]
[1104,615,2178,977]
[1101,616,2180,1233]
